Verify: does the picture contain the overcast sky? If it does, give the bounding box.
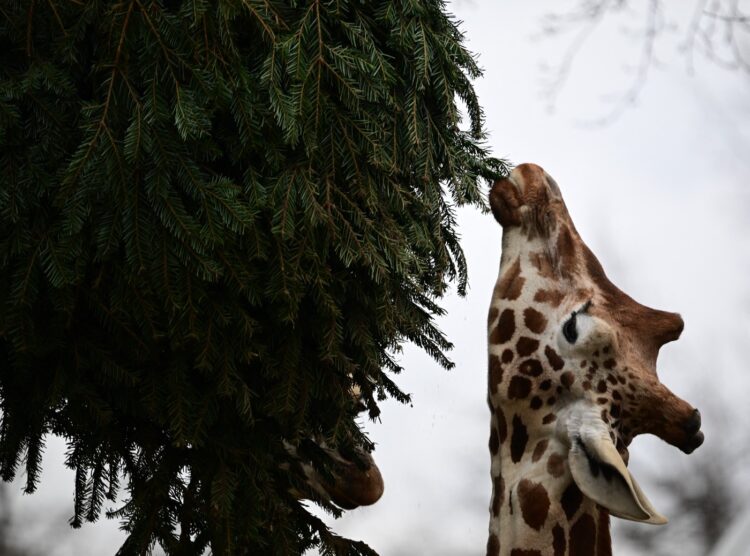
[2,1,749,555]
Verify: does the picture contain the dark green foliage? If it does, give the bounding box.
[0,0,506,553]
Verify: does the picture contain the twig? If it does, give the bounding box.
[578,0,664,127]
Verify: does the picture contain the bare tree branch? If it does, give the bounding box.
[581,0,664,126]
[541,0,750,125]
[538,0,616,112]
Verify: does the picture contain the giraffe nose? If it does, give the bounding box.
[680,409,704,454]
[639,380,704,454]
[684,408,701,435]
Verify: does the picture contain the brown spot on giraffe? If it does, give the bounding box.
[597,509,612,556]
[508,376,532,400]
[534,288,565,307]
[486,533,500,556]
[510,415,529,463]
[492,474,505,516]
[495,257,526,301]
[529,396,543,410]
[561,372,575,389]
[511,549,542,556]
[502,348,515,363]
[552,524,567,556]
[517,479,550,531]
[556,224,578,277]
[529,251,555,279]
[488,306,499,327]
[489,425,499,455]
[489,356,503,395]
[491,309,515,345]
[545,345,564,371]
[561,481,583,521]
[516,336,540,357]
[547,452,565,477]
[569,513,596,556]
[523,307,547,334]
[531,439,549,462]
[520,358,544,377]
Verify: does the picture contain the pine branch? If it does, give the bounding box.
[0,0,509,553]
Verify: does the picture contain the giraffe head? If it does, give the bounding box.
[286,384,384,511]
[487,163,703,525]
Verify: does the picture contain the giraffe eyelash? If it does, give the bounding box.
[563,300,593,344]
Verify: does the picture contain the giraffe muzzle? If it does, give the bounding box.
[660,407,704,454]
[668,403,704,455]
[322,452,385,509]
[637,380,704,454]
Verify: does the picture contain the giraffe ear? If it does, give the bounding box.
[558,401,667,525]
[567,419,667,525]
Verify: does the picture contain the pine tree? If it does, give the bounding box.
[0,1,506,554]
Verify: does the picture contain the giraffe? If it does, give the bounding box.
[284,384,384,510]
[286,439,384,509]
[485,163,704,556]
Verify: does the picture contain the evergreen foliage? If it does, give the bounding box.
[0,0,506,553]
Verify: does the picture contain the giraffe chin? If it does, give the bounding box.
[559,401,668,526]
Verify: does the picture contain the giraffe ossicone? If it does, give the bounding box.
[486,163,703,556]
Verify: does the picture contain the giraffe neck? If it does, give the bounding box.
[486,418,612,556]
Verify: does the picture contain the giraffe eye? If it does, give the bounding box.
[563,312,578,343]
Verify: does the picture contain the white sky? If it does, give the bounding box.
[2,1,749,555]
